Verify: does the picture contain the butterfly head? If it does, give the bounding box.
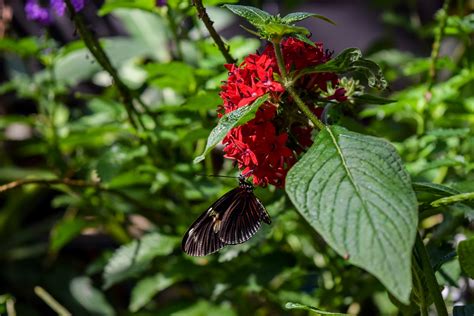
[238,174,254,192]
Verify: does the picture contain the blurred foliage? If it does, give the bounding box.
[0,0,473,315]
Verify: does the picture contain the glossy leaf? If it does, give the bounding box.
[193,94,269,163]
[222,4,271,28]
[281,12,336,25]
[285,302,349,315]
[286,125,418,303]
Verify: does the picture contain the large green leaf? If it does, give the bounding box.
[458,238,474,278]
[285,125,418,303]
[103,233,178,288]
[193,94,269,163]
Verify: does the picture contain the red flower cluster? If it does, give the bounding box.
[219,38,346,187]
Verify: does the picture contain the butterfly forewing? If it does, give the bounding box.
[182,187,240,256]
[182,177,271,256]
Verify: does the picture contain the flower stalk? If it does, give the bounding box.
[272,39,325,131]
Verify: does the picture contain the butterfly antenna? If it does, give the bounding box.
[196,174,240,179]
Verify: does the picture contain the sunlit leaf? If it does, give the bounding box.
[194,94,269,163]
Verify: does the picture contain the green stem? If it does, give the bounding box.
[272,41,325,131]
[414,233,449,316]
[273,40,288,79]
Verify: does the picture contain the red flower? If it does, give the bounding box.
[218,37,347,187]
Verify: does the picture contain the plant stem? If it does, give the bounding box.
[428,0,451,91]
[192,0,236,64]
[64,0,160,162]
[34,286,71,316]
[272,41,325,131]
[414,233,449,316]
[0,178,159,217]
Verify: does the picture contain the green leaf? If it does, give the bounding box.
[0,37,46,57]
[352,94,395,105]
[300,48,387,89]
[222,4,271,28]
[112,9,170,61]
[129,273,175,312]
[264,22,310,37]
[70,277,115,316]
[412,182,460,197]
[431,191,474,208]
[458,238,474,278]
[453,305,474,316]
[285,125,418,303]
[285,302,350,315]
[99,0,156,15]
[146,61,196,94]
[54,38,153,85]
[49,218,91,252]
[103,233,178,288]
[193,94,269,163]
[281,12,336,25]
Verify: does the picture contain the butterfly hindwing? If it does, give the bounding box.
[218,189,267,245]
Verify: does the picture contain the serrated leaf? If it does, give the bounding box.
[285,302,349,315]
[453,305,474,316]
[458,238,474,278]
[299,48,387,89]
[49,218,91,252]
[103,233,178,288]
[281,12,336,25]
[129,273,175,312]
[193,94,269,163]
[70,277,115,316]
[222,4,271,27]
[286,125,418,303]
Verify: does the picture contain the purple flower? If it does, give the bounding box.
[156,0,167,7]
[50,0,66,16]
[71,0,85,12]
[25,0,86,25]
[25,0,51,25]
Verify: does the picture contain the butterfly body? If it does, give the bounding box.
[182,175,271,256]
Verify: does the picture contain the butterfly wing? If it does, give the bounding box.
[218,190,271,245]
[181,187,240,256]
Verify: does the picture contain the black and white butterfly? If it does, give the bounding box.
[182,175,271,256]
